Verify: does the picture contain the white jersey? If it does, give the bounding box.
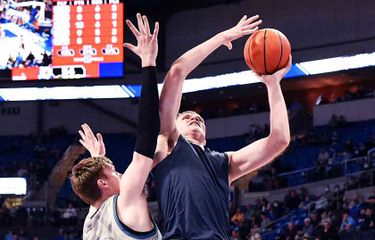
[83,195,162,240]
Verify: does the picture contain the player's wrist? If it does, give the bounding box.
[263,79,281,89]
[141,58,156,67]
[141,60,156,67]
[216,32,227,44]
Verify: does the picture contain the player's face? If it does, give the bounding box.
[101,163,121,195]
[176,112,206,141]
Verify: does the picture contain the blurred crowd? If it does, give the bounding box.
[230,187,375,240]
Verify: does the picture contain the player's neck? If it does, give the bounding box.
[92,196,109,209]
[185,136,205,149]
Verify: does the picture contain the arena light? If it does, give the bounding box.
[298,52,375,75]
[180,51,375,93]
[181,70,260,93]
[0,51,374,101]
[0,177,27,195]
[0,85,131,101]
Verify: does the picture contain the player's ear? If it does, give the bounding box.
[97,178,107,189]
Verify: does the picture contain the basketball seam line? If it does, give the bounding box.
[263,30,269,75]
[275,32,283,72]
[248,36,261,75]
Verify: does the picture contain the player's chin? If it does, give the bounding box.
[188,126,202,132]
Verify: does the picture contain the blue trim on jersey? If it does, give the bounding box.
[112,195,158,239]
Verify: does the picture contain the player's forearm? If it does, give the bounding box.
[135,66,160,159]
[266,82,290,146]
[172,33,226,77]
[159,33,226,134]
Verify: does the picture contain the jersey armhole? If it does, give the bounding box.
[113,195,158,239]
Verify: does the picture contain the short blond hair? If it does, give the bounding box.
[70,156,113,205]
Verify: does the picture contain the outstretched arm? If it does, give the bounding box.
[118,14,160,231]
[120,13,160,198]
[227,57,292,184]
[156,15,262,156]
[120,13,160,192]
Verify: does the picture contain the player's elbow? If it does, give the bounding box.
[269,132,290,151]
[159,124,174,136]
[169,61,187,80]
[279,136,290,150]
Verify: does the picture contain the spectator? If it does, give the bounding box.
[231,227,240,240]
[299,195,314,211]
[348,193,362,217]
[249,214,260,228]
[317,148,330,165]
[339,211,356,239]
[283,222,298,240]
[365,207,375,228]
[367,189,375,206]
[315,189,330,210]
[310,211,320,229]
[231,208,245,227]
[319,210,331,226]
[272,201,284,219]
[285,190,301,211]
[260,198,268,212]
[259,212,270,231]
[61,203,77,226]
[248,223,261,239]
[317,220,337,240]
[248,232,261,240]
[357,208,370,230]
[302,218,314,236]
[302,233,312,240]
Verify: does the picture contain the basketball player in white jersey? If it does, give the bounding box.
[70,14,162,240]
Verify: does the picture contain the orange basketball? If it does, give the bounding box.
[244,28,291,75]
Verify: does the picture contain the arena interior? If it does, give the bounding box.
[0,0,375,239]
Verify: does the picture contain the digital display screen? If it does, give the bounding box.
[0,177,27,195]
[0,0,123,81]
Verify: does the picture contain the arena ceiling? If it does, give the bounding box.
[125,0,242,20]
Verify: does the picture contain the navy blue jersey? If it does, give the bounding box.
[152,135,230,240]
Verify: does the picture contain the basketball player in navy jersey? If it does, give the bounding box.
[71,14,162,240]
[152,15,291,239]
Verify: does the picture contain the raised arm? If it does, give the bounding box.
[227,57,292,184]
[119,13,160,199]
[79,14,160,209]
[159,15,262,138]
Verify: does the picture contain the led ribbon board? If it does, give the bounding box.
[0,52,374,101]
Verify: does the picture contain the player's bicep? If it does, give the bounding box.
[159,70,185,135]
[227,137,276,183]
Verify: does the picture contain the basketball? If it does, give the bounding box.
[244,28,291,75]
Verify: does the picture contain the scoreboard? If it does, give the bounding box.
[9,0,124,80]
[51,0,123,79]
